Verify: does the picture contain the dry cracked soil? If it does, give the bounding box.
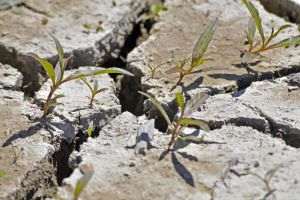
[1,0,300,200]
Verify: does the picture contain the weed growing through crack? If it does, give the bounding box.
[30,35,133,117]
[142,3,167,22]
[139,91,210,150]
[73,163,94,200]
[81,78,107,108]
[241,0,300,62]
[165,19,217,88]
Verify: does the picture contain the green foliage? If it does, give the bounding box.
[81,78,107,108]
[166,19,217,87]
[82,22,103,33]
[139,91,209,150]
[140,3,167,22]
[242,0,300,56]
[150,3,167,17]
[31,36,134,117]
[0,170,6,178]
[73,164,94,200]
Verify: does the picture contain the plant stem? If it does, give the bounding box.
[43,86,56,117]
[167,124,182,150]
[89,94,95,108]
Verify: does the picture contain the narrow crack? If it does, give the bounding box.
[241,102,300,148]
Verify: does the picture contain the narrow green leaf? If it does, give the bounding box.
[175,92,185,113]
[242,0,264,44]
[73,164,94,200]
[178,117,210,131]
[272,24,291,39]
[91,67,134,77]
[138,91,172,126]
[63,67,134,83]
[29,53,56,85]
[81,78,93,93]
[191,18,217,68]
[269,35,300,49]
[50,34,64,70]
[247,18,256,47]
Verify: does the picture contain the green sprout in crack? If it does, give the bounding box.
[139,91,210,151]
[30,35,133,117]
[81,78,107,108]
[241,0,300,60]
[165,19,217,88]
[142,3,167,22]
[73,163,94,200]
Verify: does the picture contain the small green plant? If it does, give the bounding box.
[31,35,133,117]
[139,91,210,150]
[242,0,300,57]
[0,170,6,178]
[165,19,217,87]
[80,78,107,108]
[73,163,94,200]
[143,3,167,22]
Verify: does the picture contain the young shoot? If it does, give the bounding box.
[165,19,217,87]
[139,91,210,150]
[73,163,94,200]
[30,35,133,117]
[81,78,107,108]
[142,3,167,22]
[242,0,300,58]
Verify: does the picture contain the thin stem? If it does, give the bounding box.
[89,93,95,108]
[43,85,56,117]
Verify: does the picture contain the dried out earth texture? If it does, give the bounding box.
[0,0,300,200]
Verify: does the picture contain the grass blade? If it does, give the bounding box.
[268,35,300,49]
[178,117,210,131]
[29,53,56,85]
[247,18,256,48]
[191,18,217,68]
[139,91,172,126]
[81,78,93,93]
[50,34,64,70]
[63,67,134,83]
[242,0,264,44]
[272,24,292,39]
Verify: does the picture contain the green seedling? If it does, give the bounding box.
[139,91,210,150]
[73,163,94,200]
[165,19,217,87]
[81,78,107,108]
[142,3,167,22]
[242,0,300,58]
[30,35,133,117]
